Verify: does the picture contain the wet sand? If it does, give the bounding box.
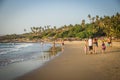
[16,41,120,80]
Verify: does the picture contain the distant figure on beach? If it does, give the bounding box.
[40,41,44,51]
[107,37,112,47]
[41,41,44,48]
[88,37,93,54]
[62,40,64,46]
[84,39,88,54]
[41,41,44,45]
[93,38,98,53]
[61,40,64,51]
[52,41,56,51]
[102,41,106,53]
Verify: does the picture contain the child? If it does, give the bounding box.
[102,41,106,53]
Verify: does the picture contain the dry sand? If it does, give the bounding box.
[16,41,120,80]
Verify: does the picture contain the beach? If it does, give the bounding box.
[16,41,120,80]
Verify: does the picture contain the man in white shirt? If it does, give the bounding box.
[88,37,93,54]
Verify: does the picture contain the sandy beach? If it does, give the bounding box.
[16,41,120,80]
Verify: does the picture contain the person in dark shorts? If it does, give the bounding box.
[88,37,93,54]
[89,46,93,50]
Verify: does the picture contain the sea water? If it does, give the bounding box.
[0,43,60,80]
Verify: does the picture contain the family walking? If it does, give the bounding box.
[84,37,111,54]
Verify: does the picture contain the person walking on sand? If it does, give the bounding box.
[102,41,106,53]
[107,37,112,47]
[61,40,64,51]
[88,37,93,54]
[93,38,98,54]
[84,39,88,54]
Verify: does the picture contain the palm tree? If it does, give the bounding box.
[53,26,57,32]
[42,27,45,32]
[31,27,35,34]
[24,29,26,33]
[81,19,85,28]
[96,15,99,21]
[44,26,47,30]
[88,14,91,23]
[92,17,95,23]
[38,26,42,35]
[31,27,39,35]
[47,25,50,29]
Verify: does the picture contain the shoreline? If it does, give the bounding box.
[0,42,62,80]
[16,41,120,80]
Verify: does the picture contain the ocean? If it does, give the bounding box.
[0,43,61,80]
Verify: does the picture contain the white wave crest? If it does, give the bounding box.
[0,43,33,55]
[15,43,33,49]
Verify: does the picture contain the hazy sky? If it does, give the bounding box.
[0,0,120,35]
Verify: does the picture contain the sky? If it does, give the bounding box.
[0,0,120,35]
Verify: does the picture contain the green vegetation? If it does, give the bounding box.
[0,13,120,42]
[30,12,120,39]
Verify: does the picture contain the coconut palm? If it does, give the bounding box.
[88,14,92,23]
[81,19,85,28]
[53,26,57,32]
[24,29,27,33]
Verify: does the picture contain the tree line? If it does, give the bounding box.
[29,12,120,39]
[0,12,120,42]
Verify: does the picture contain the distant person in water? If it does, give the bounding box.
[84,39,88,54]
[40,41,44,51]
[51,40,56,52]
[41,41,44,45]
[88,37,93,54]
[102,41,106,53]
[41,41,44,47]
[93,38,98,54]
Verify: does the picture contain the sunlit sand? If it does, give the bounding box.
[16,41,120,80]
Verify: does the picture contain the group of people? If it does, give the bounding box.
[84,37,112,54]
